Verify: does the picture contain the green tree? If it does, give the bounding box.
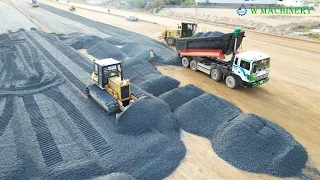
[134,0,146,8]
[182,0,195,5]
[155,0,164,10]
[168,0,182,5]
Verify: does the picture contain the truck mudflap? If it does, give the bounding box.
[248,77,269,88]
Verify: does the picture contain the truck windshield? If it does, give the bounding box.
[252,58,270,73]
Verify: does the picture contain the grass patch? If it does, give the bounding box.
[304,33,320,40]
[295,24,320,32]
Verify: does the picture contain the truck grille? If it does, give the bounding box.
[254,74,268,81]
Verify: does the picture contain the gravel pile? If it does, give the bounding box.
[192,32,204,38]
[104,37,127,46]
[200,31,212,38]
[116,96,180,138]
[158,84,205,111]
[208,31,225,37]
[83,36,104,49]
[212,113,308,177]
[139,76,180,97]
[87,41,126,60]
[174,93,242,138]
[122,59,161,85]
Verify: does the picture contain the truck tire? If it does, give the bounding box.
[166,36,175,46]
[181,57,190,67]
[190,60,197,71]
[225,75,238,89]
[211,69,222,81]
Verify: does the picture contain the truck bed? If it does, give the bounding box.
[176,31,245,56]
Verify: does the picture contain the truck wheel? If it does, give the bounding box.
[166,36,175,46]
[225,75,238,89]
[190,60,197,71]
[211,69,222,81]
[181,57,190,67]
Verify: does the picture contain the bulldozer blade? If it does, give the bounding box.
[86,85,118,114]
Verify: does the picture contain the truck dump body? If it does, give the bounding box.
[176,31,245,56]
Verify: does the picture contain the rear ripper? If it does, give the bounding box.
[176,28,270,89]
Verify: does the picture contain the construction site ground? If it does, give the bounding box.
[1,0,320,179]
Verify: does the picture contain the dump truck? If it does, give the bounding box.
[177,28,270,89]
[86,58,142,118]
[159,22,197,46]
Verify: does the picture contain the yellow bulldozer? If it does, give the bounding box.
[86,58,139,116]
[158,22,197,46]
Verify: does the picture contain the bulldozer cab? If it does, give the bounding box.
[181,22,197,38]
[93,58,123,89]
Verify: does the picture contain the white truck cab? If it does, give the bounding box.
[231,51,270,88]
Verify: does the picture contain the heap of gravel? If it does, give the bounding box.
[121,42,145,57]
[208,31,225,37]
[212,113,308,177]
[139,76,180,97]
[56,34,104,50]
[62,35,86,50]
[200,31,213,38]
[173,93,242,138]
[116,96,180,138]
[87,40,126,60]
[83,36,104,49]
[104,37,127,46]
[192,32,204,38]
[102,172,137,180]
[158,84,205,112]
[122,59,161,85]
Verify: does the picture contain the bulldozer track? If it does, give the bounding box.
[24,32,86,94]
[22,95,64,167]
[44,89,114,157]
[37,31,92,74]
[0,96,14,137]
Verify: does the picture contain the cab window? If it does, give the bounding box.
[234,57,239,65]
[176,30,180,37]
[240,60,250,70]
[94,64,98,74]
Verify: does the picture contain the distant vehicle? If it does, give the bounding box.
[69,6,76,12]
[31,0,39,7]
[158,22,197,46]
[125,15,139,22]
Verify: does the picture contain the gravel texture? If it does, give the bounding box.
[0,30,185,180]
[173,93,242,138]
[87,40,126,60]
[139,76,180,97]
[158,84,205,112]
[1,1,310,179]
[212,113,308,177]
